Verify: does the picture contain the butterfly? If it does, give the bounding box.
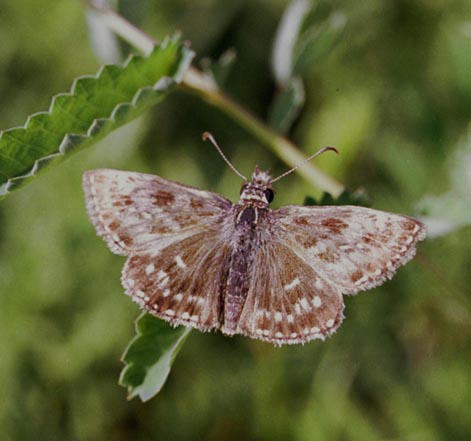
[82,133,426,346]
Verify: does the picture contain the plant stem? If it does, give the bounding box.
[82,1,345,195]
[181,74,343,194]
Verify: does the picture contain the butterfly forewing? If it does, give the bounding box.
[275,205,426,295]
[82,169,232,256]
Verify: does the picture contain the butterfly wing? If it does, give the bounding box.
[83,169,232,256]
[121,229,232,331]
[275,205,426,295]
[236,204,425,346]
[83,169,236,331]
[237,239,345,345]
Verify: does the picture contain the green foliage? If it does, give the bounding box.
[0,35,193,197]
[0,0,469,440]
[200,48,237,88]
[292,10,346,77]
[417,128,471,237]
[269,0,346,134]
[268,76,305,134]
[304,188,370,207]
[120,314,191,401]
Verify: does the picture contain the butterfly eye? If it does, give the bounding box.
[240,184,248,195]
[264,188,274,203]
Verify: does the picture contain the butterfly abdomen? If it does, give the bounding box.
[222,205,264,334]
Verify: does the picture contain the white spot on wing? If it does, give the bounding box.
[300,297,310,311]
[311,242,327,254]
[175,255,186,269]
[126,278,135,287]
[284,277,300,291]
[313,296,322,308]
[157,270,169,287]
[145,263,155,275]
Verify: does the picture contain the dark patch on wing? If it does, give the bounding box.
[153,190,175,206]
[320,218,349,234]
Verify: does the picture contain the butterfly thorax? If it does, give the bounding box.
[223,167,274,334]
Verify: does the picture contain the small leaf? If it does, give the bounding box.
[200,48,237,88]
[272,0,312,86]
[293,10,347,76]
[417,130,471,238]
[304,188,370,207]
[268,76,305,133]
[0,35,194,198]
[303,195,318,206]
[119,313,192,402]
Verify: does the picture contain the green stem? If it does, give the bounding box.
[82,1,345,195]
[181,72,343,194]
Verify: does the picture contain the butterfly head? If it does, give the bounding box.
[239,166,275,206]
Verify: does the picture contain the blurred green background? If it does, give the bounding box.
[0,0,469,440]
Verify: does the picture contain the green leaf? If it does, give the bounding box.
[272,0,312,85]
[417,129,471,238]
[268,76,305,133]
[0,34,194,198]
[119,313,192,402]
[293,10,346,76]
[304,188,370,207]
[200,48,237,88]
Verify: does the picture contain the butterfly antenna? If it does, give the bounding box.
[202,132,247,180]
[271,146,339,183]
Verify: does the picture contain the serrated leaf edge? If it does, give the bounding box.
[0,35,194,196]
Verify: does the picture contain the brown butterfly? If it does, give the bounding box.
[82,133,426,345]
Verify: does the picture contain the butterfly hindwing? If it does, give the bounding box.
[122,230,232,331]
[237,240,344,345]
[275,205,426,295]
[82,169,232,256]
